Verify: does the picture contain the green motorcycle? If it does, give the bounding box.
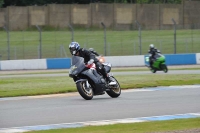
[145,53,168,73]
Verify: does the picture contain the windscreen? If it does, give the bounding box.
[154,53,162,58]
[70,56,86,75]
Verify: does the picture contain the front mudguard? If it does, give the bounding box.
[75,79,88,84]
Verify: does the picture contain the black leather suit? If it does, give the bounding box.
[77,48,108,80]
[148,48,158,67]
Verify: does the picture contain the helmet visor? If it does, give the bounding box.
[70,47,77,55]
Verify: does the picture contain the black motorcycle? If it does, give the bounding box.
[69,56,121,100]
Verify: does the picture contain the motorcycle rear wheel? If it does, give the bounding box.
[106,76,121,98]
[151,68,156,73]
[76,81,93,100]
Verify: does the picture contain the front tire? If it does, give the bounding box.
[106,76,121,98]
[161,64,168,73]
[76,81,93,100]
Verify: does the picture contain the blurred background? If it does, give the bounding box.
[0,0,199,60]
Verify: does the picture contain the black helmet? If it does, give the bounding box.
[69,42,80,55]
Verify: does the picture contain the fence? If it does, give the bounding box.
[0,22,200,60]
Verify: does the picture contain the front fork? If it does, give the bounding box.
[85,80,90,89]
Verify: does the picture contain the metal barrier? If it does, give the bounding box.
[0,53,199,70]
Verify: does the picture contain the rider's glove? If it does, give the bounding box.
[87,59,94,65]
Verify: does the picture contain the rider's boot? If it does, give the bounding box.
[100,66,116,85]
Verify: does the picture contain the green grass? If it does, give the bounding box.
[0,29,200,60]
[27,118,200,133]
[0,74,200,97]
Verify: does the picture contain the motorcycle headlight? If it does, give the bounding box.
[69,65,78,77]
[145,57,149,62]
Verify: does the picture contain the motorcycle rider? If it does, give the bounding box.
[69,42,116,85]
[148,44,159,68]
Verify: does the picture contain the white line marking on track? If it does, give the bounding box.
[0,113,200,133]
[1,85,200,101]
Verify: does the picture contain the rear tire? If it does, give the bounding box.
[76,81,93,100]
[151,68,156,73]
[106,76,121,98]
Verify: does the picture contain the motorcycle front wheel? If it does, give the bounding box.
[76,81,93,100]
[161,64,168,73]
[106,76,121,98]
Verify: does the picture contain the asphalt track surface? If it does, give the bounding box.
[0,70,200,130]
